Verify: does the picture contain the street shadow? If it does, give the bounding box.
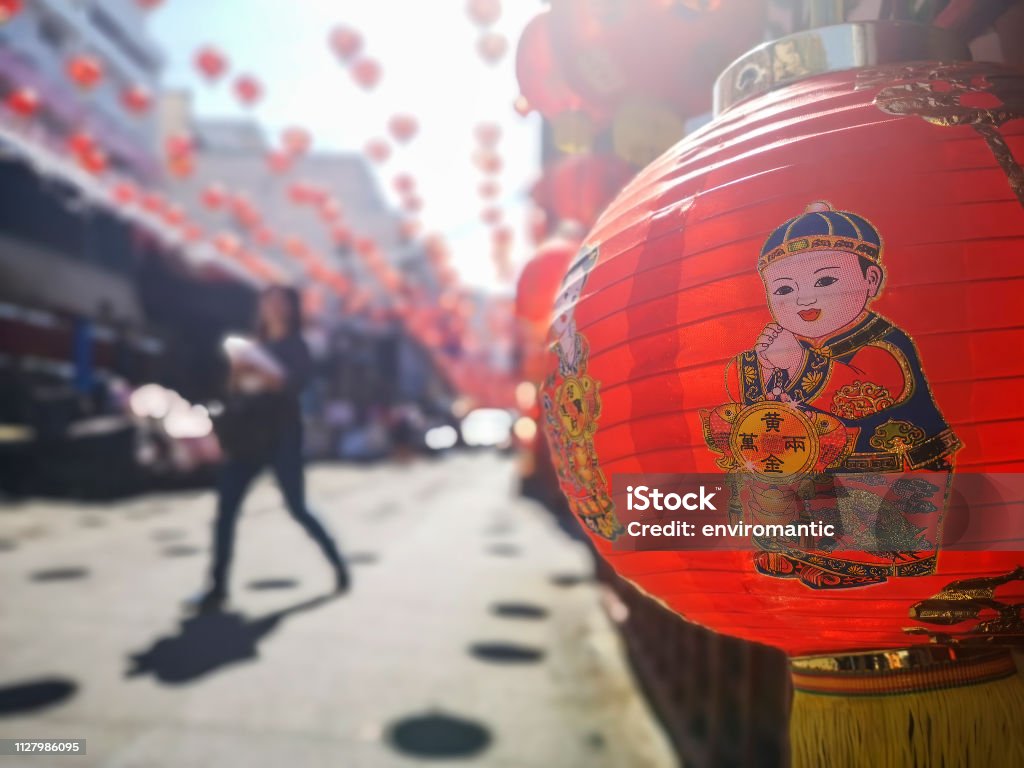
[247,578,299,591]
[387,711,492,759]
[487,543,520,558]
[30,567,89,582]
[151,528,188,542]
[468,641,546,664]
[491,602,549,620]
[347,551,378,566]
[0,678,77,715]
[160,545,202,558]
[125,594,336,685]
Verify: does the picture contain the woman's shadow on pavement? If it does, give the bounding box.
[125,594,336,684]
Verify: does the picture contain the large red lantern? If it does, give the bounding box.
[516,10,605,146]
[195,46,228,81]
[6,87,39,118]
[66,54,103,90]
[541,21,1024,768]
[517,233,578,383]
[530,152,634,229]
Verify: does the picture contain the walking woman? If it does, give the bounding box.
[195,285,349,612]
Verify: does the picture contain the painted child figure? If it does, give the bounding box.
[706,202,962,588]
[729,201,960,472]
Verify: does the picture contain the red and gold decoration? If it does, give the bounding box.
[541,20,1024,768]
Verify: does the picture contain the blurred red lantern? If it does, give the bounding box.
[233,74,263,107]
[549,0,763,119]
[0,0,22,24]
[351,58,382,90]
[135,0,163,9]
[474,121,502,148]
[194,46,228,81]
[541,26,1024,768]
[400,219,421,240]
[77,145,107,175]
[254,227,276,247]
[392,173,416,195]
[477,32,507,65]
[330,225,352,247]
[474,150,503,175]
[110,182,138,206]
[467,0,501,27]
[120,85,151,114]
[388,114,419,144]
[480,207,503,226]
[364,138,391,164]
[266,150,292,174]
[478,180,500,199]
[516,11,601,124]
[492,225,513,247]
[66,54,104,90]
[5,87,39,117]
[202,183,227,210]
[213,232,241,258]
[67,131,95,157]
[513,95,532,117]
[402,194,423,214]
[281,126,312,156]
[165,133,193,160]
[530,152,634,228]
[329,25,364,62]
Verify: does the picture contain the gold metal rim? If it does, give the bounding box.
[713,21,971,116]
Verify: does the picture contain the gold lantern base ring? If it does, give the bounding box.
[789,648,1024,767]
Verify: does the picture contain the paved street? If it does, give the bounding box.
[0,452,676,768]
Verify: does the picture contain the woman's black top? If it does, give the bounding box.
[264,333,313,426]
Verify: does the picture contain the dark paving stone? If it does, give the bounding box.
[151,528,188,543]
[247,578,299,591]
[30,567,89,582]
[387,712,491,759]
[491,602,549,620]
[487,544,520,558]
[468,642,545,665]
[161,545,201,558]
[549,573,591,588]
[347,552,378,566]
[0,679,77,715]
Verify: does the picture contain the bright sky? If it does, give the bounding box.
[148,0,543,294]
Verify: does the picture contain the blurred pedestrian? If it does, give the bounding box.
[193,285,349,612]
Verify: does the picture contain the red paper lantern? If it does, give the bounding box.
[392,173,416,195]
[111,182,138,206]
[0,0,22,24]
[202,183,227,210]
[266,150,292,174]
[329,25,364,61]
[120,85,152,114]
[474,122,502,148]
[530,152,634,229]
[365,138,391,164]
[66,54,104,90]
[402,194,423,214]
[481,207,503,226]
[351,58,382,90]
[281,126,312,156]
[477,32,508,65]
[78,145,108,175]
[467,0,501,27]
[474,149,503,175]
[5,87,39,117]
[541,26,1024,767]
[478,180,500,199]
[194,46,228,81]
[67,131,95,157]
[233,74,263,107]
[388,114,419,144]
[516,11,602,124]
[549,0,764,119]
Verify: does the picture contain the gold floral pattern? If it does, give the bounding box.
[830,380,895,419]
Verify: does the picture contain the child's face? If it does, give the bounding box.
[761,250,882,339]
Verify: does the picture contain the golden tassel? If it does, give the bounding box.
[790,648,1024,768]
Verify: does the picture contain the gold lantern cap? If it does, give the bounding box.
[713,21,970,116]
